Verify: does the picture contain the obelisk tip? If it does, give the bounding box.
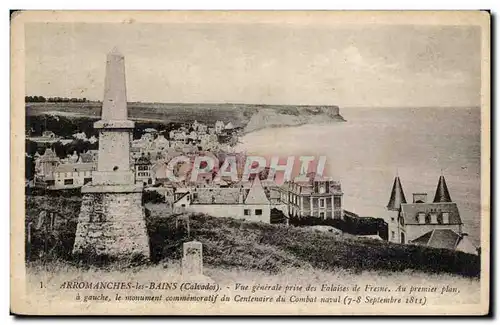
[109,47,123,57]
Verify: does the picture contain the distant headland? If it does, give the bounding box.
[26,100,346,133]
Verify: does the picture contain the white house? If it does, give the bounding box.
[52,162,96,189]
[386,174,477,255]
[173,177,271,223]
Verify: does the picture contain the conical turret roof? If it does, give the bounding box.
[433,175,452,203]
[387,176,407,211]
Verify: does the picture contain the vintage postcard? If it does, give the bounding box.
[10,11,490,315]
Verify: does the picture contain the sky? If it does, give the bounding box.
[25,23,481,107]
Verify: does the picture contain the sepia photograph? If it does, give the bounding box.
[10,10,490,315]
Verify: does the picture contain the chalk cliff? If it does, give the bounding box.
[243,105,345,133]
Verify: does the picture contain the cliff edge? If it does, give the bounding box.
[243,105,346,133]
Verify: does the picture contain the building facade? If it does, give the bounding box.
[53,163,96,188]
[277,177,343,219]
[135,154,153,185]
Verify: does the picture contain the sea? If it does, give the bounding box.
[237,107,482,246]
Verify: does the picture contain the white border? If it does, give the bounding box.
[3,1,497,324]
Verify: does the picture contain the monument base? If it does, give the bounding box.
[72,185,150,261]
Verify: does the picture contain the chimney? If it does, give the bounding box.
[412,193,427,203]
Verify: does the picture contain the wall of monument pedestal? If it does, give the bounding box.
[73,191,150,260]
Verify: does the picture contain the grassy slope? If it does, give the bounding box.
[26,196,480,278]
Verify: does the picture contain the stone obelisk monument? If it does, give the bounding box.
[72,48,150,261]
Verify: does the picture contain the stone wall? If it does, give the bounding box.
[72,191,150,260]
[98,131,132,172]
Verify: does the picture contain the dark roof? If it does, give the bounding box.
[400,202,462,225]
[344,210,360,218]
[411,230,434,245]
[79,153,94,163]
[411,229,461,251]
[135,154,151,165]
[387,176,407,211]
[54,163,96,173]
[433,175,452,202]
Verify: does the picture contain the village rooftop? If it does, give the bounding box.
[164,154,328,185]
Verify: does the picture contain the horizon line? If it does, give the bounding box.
[25,98,480,110]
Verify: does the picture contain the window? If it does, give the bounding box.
[391,217,395,222]
[319,212,325,219]
[391,231,395,240]
[255,209,262,216]
[84,177,92,184]
[334,196,341,209]
[244,209,251,216]
[64,179,73,185]
[319,199,325,208]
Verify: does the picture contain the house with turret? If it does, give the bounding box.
[386,174,477,255]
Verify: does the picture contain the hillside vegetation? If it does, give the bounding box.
[26,102,345,130]
[25,195,479,277]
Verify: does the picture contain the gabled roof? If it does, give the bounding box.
[54,163,96,173]
[387,176,406,211]
[411,229,461,251]
[400,202,462,225]
[244,177,270,204]
[174,192,189,204]
[433,175,452,203]
[411,230,434,245]
[39,148,59,162]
